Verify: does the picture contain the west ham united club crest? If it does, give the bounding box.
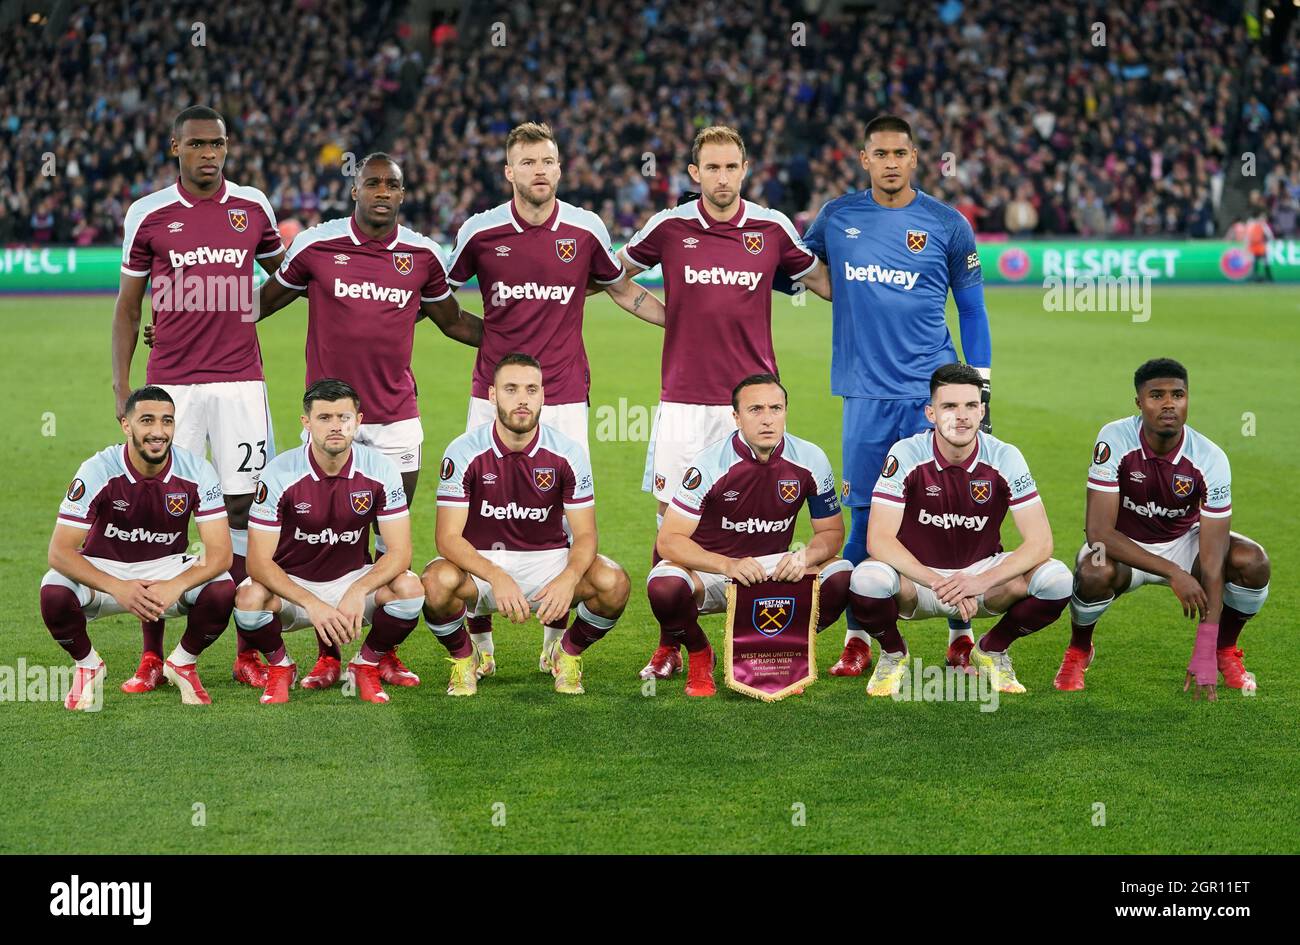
[350,490,372,515]
[165,492,189,516]
[752,597,796,637]
[533,467,556,491]
[228,208,248,232]
[1172,473,1195,498]
[392,252,413,275]
[778,479,800,503]
[742,231,764,255]
[654,473,666,493]
[905,229,928,253]
[555,238,576,262]
[970,479,992,504]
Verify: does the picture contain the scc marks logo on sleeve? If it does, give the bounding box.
[440,457,455,481]
[753,597,795,637]
[1093,442,1111,464]
[228,208,248,232]
[253,480,269,504]
[66,478,85,501]
[881,455,899,477]
[165,492,189,516]
[966,251,981,270]
[682,467,702,490]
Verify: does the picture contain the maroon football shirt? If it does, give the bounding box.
[276,217,451,424]
[121,178,283,384]
[445,199,623,405]
[624,198,816,405]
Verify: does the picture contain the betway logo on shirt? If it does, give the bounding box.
[105,523,181,544]
[480,500,552,522]
[844,261,920,290]
[167,247,249,269]
[490,282,576,305]
[293,526,365,545]
[1123,495,1190,519]
[334,279,413,308]
[683,265,762,291]
[917,509,988,530]
[721,514,795,533]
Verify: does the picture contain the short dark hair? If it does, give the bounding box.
[864,114,914,145]
[493,352,543,381]
[303,378,361,413]
[357,152,402,182]
[124,385,174,416]
[1134,358,1188,392]
[930,363,984,397]
[173,106,226,137]
[731,373,787,411]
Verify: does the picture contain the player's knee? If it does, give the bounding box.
[1029,559,1073,601]
[1229,540,1271,588]
[390,571,423,601]
[421,560,461,604]
[849,560,899,600]
[646,567,694,620]
[39,584,81,622]
[596,557,631,610]
[197,577,237,613]
[234,580,271,612]
[1073,557,1117,601]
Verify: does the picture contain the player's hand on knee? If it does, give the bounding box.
[337,587,367,639]
[532,573,578,625]
[725,557,767,587]
[1170,571,1207,619]
[114,579,166,621]
[955,596,979,622]
[492,575,530,623]
[770,550,806,583]
[307,600,352,645]
[933,571,987,606]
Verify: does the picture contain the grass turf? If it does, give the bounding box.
[0,285,1296,853]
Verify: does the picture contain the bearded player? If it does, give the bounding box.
[421,354,630,697]
[233,380,425,705]
[647,375,852,697]
[111,105,285,690]
[40,387,235,709]
[802,115,993,678]
[444,121,663,674]
[620,125,833,681]
[1060,359,1271,699]
[849,364,1072,696]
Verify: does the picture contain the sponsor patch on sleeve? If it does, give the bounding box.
[966,251,980,270]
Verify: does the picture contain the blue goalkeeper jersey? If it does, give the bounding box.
[804,187,984,399]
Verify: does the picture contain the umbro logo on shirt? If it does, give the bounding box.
[333,254,350,265]
[723,490,741,501]
[495,245,511,257]
[682,237,699,248]
[294,502,312,512]
[167,221,184,233]
[844,227,860,238]
[482,473,498,484]
[113,499,130,510]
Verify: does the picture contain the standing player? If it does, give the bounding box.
[802,114,993,678]
[444,121,662,672]
[246,152,482,690]
[233,380,425,705]
[619,125,833,680]
[646,375,852,696]
[848,364,1072,696]
[1060,359,1271,699]
[422,354,630,696]
[40,387,235,710]
[111,105,284,690]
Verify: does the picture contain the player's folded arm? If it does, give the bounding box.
[47,523,117,595]
[192,514,234,576]
[804,508,845,565]
[1195,514,1232,619]
[864,501,936,588]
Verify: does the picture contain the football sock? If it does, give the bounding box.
[816,561,853,630]
[1218,606,1249,649]
[647,570,707,652]
[141,619,165,658]
[848,591,906,655]
[980,592,1070,652]
[40,585,92,661]
[167,643,198,667]
[947,620,974,644]
[561,602,619,655]
[1070,623,1096,651]
[76,649,103,669]
[178,581,233,656]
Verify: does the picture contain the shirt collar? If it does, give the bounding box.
[931,430,981,473]
[1138,423,1185,464]
[491,422,541,458]
[175,177,227,207]
[692,197,747,230]
[121,444,174,483]
[731,429,785,463]
[347,215,401,249]
[305,441,354,480]
[508,198,561,233]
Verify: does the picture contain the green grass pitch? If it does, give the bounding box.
[1,285,1296,853]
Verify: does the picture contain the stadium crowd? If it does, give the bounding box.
[1,0,1296,247]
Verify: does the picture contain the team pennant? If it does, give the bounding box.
[724,574,820,701]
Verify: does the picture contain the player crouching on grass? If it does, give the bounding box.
[1060,358,1271,699]
[647,374,852,697]
[421,353,630,696]
[41,386,235,709]
[233,379,425,705]
[849,364,1072,696]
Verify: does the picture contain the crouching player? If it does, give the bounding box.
[422,354,629,696]
[233,380,425,704]
[849,364,1072,696]
[40,386,235,709]
[647,374,852,697]
[1060,358,1270,698]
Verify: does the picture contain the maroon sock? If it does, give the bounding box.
[816,568,851,631]
[650,548,678,649]
[1218,606,1250,649]
[360,606,419,662]
[40,585,92,661]
[240,621,284,661]
[434,625,473,659]
[467,613,493,636]
[982,594,1070,652]
[546,612,570,633]
[317,633,341,660]
[141,619,165,658]
[179,580,234,656]
[647,574,707,652]
[1070,623,1095,651]
[561,612,617,655]
[848,591,905,654]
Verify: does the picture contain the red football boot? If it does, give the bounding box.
[259,663,297,704]
[232,650,269,688]
[1217,646,1256,690]
[945,636,974,673]
[301,655,341,690]
[64,660,105,711]
[121,653,164,694]
[829,638,872,676]
[684,646,716,697]
[639,644,683,680]
[347,661,391,703]
[163,660,212,705]
[378,648,420,687]
[1053,644,1095,691]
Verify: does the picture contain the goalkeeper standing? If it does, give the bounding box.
[802,115,992,675]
